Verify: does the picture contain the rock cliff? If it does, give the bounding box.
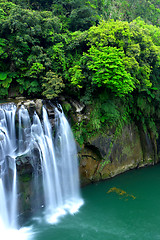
[60,97,159,186]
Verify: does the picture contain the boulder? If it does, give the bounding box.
[16,154,33,175]
[35,99,43,116]
[24,100,36,115]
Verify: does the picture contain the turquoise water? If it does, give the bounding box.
[27,164,160,240]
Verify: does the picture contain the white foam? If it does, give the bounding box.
[45,207,67,224]
[0,223,34,240]
[63,198,84,215]
[45,198,84,224]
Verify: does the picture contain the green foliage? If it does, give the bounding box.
[68,18,160,106]
[102,0,160,26]
[42,71,65,99]
[6,0,160,27]
[69,64,84,88]
[51,0,100,31]
[0,87,8,98]
[0,71,15,98]
[72,121,87,146]
[87,20,159,89]
[0,2,62,97]
[62,102,72,113]
[100,101,121,123]
[0,0,159,145]
[25,63,45,79]
[86,45,134,96]
[71,90,131,146]
[131,88,160,138]
[0,72,7,80]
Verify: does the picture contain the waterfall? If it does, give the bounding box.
[31,106,83,223]
[18,105,31,154]
[31,107,64,222]
[0,104,17,229]
[0,102,83,231]
[54,107,82,213]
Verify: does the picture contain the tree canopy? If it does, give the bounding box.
[0,0,160,143]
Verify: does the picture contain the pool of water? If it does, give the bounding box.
[25,164,160,240]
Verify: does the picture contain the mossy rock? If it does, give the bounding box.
[19,173,32,183]
[62,101,72,113]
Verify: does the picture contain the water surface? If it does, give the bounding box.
[27,164,160,240]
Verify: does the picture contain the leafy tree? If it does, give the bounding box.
[86,20,160,89]
[86,45,135,96]
[0,2,61,97]
[7,0,53,10]
[102,0,160,26]
[51,0,99,31]
[42,71,65,99]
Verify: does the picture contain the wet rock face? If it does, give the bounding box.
[88,135,112,160]
[16,146,41,174]
[17,99,43,116]
[55,97,158,186]
[16,154,34,175]
[79,146,101,185]
[35,99,43,116]
[79,124,156,186]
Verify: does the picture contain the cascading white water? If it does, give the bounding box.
[31,108,64,220]
[54,106,83,214]
[31,106,83,223]
[0,102,83,232]
[0,104,17,229]
[18,105,32,154]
